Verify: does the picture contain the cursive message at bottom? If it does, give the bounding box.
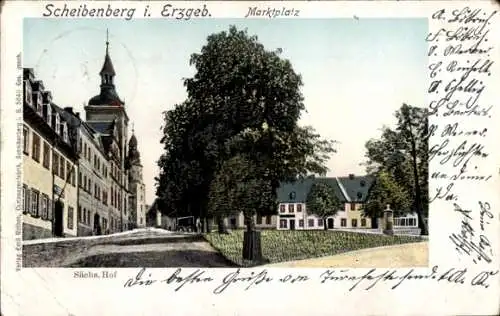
[123,266,498,293]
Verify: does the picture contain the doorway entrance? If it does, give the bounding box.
[94,213,102,235]
[53,200,64,237]
[289,219,296,230]
[327,218,334,229]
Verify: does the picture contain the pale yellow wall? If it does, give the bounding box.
[23,124,78,236]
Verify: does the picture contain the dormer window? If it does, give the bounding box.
[63,122,69,142]
[54,114,60,134]
[24,81,32,106]
[37,93,43,115]
[46,106,52,126]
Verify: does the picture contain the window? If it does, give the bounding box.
[53,151,59,176]
[67,206,74,229]
[63,123,69,142]
[308,219,315,227]
[318,219,324,227]
[279,219,287,229]
[31,133,41,162]
[23,126,30,154]
[59,156,65,179]
[265,215,271,225]
[103,191,108,205]
[279,204,285,213]
[361,218,366,227]
[341,219,347,227]
[78,206,82,223]
[350,203,356,211]
[66,162,71,182]
[42,142,50,169]
[83,208,87,225]
[256,214,262,225]
[36,92,43,115]
[47,105,52,126]
[352,219,358,227]
[24,81,32,105]
[55,114,60,134]
[41,194,50,220]
[78,172,82,187]
[31,189,40,217]
[299,219,304,228]
[288,204,294,213]
[88,179,91,194]
[297,204,302,212]
[71,168,75,187]
[22,184,29,214]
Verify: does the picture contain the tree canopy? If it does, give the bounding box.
[363,103,429,234]
[156,26,336,229]
[306,181,342,230]
[363,171,411,227]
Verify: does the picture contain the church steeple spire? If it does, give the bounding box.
[100,28,116,85]
[88,29,124,107]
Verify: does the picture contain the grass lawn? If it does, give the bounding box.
[204,229,426,267]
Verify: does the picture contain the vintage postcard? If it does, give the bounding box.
[1,1,499,315]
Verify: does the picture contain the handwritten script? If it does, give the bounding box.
[427,6,497,265]
[122,267,499,293]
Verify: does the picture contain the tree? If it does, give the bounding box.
[363,171,411,228]
[209,155,273,232]
[306,181,343,230]
[156,26,336,233]
[364,103,429,235]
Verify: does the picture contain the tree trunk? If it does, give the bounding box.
[410,139,428,236]
[244,214,255,232]
[204,217,210,233]
[242,213,262,262]
[217,216,228,234]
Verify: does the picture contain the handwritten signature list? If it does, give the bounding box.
[427,7,497,266]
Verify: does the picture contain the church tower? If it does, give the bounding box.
[127,126,146,228]
[84,30,130,231]
[85,30,129,169]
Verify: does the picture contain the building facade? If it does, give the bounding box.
[22,34,146,240]
[275,175,374,230]
[22,68,79,240]
[127,131,147,229]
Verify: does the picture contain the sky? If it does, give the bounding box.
[23,18,428,205]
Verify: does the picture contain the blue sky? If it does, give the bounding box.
[24,18,428,204]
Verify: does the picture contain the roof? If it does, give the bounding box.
[88,87,124,106]
[100,52,116,76]
[337,175,374,203]
[276,175,374,204]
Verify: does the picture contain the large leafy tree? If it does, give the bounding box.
[208,155,273,232]
[364,103,428,235]
[156,26,336,230]
[306,182,343,230]
[363,171,411,228]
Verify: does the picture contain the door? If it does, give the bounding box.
[289,219,296,230]
[53,200,64,237]
[327,218,334,229]
[94,213,102,235]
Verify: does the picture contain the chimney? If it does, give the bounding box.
[349,173,355,180]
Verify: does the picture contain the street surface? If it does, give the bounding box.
[23,228,236,268]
